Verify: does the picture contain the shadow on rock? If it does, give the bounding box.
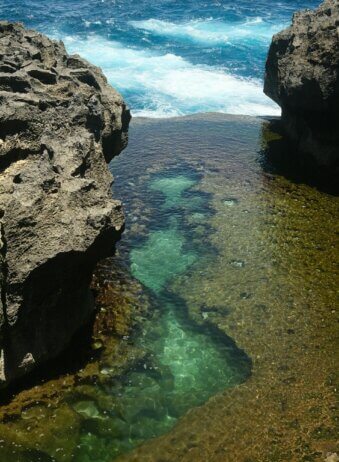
[258,118,338,196]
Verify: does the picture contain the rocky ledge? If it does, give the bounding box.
[264,0,339,174]
[0,22,130,388]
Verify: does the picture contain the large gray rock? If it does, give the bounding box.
[0,22,130,387]
[264,0,339,172]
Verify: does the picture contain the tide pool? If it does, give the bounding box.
[0,114,337,462]
[70,169,250,460]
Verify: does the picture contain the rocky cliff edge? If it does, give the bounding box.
[264,0,339,173]
[0,22,130,387]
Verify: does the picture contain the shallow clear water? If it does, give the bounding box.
[77,166,251,459]
[63,160,251,461]
[0,114,337,462]
[0,0,320,116]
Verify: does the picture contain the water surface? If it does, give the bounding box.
[0,114,337,462]
[0,0,320,116]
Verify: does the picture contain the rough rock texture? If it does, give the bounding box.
[0,22,130,387]
[264,0,339,172]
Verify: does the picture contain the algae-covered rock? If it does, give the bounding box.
[0,404,81,461]
[72,400,102,420]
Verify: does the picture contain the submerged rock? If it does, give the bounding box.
[223,198,238,207]
[264,0,339,173]
[72,400,103,420]
[0,22,130,387]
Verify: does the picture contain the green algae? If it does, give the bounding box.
[72,401,103,420]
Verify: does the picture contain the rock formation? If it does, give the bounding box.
[264,0,339,173]
[0,22,130,387]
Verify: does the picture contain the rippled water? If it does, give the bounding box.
[0,0,320,116]
[71,164,251,460]
[0,114,337,462]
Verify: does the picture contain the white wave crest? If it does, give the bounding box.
[63,35,280,118]
[129,18,284,46]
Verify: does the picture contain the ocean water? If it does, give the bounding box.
[0,0,320,117]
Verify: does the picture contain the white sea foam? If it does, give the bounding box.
[63,35,280,118]
[129,18,284,46]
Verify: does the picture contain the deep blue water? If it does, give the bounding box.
[0,0,319,116]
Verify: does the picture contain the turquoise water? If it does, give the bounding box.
[70,168,250,460]
[131,175,197,290]
[0,0,319,117]
[131,226,196,292]
[150,176,197,209]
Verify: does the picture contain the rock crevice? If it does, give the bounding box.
[0,22,130,387]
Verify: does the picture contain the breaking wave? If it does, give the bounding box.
[129,17,285,47]
[63,35,280,118]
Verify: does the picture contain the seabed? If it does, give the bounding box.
[0,114,337,462]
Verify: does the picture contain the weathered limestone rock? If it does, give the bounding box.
[264,0,339,172]
[0,22,131,387]
[0,225,5,383]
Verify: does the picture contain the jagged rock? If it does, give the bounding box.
[264,0,339,172]
[0,22,131,387]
